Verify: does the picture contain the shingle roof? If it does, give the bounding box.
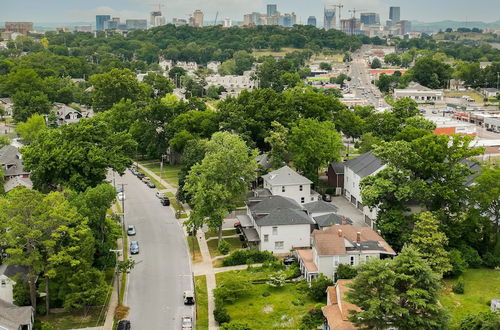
[313,225,396,256]
[314,214,353,228]
[256,208,314,226]
[248,195,300,214]
[0,299,33,330]
[0,264,29,280]
[303,201,338,215]
[329,161,344,174]
[344,152,384,178]
[261,166,312,185]
[322,280,360,330]
[0,146,19,165]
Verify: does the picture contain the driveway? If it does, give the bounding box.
[118,170,194,329]
[329,196,367,227]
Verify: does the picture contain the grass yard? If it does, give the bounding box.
[164,191,188,219]
[207,237,243,257]
[252,47,301,58]
[138,161,181,188]
[444,91,483,103]
[216,269,317,329]
[205,229,237,239]
[187,236,203,263]
[439,268,500,328]
[195,276,209,330]
[38,308,106,330]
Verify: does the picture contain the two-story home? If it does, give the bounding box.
[0,146,32,192]
[238,195,314,254]
[0,299,34,330]
[343,152,385,227]
[297,225,395,282]
[322,280,359,330]
[262,166,320,205]
[0,265,29,305]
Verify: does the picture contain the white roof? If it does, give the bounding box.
[261,166,312,185]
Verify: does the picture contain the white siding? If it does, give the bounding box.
[263,179,312,205]
[0,275,15,304]
[259,224,311,253]
[316,253,381,281]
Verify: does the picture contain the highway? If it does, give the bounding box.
[117,170,194,329]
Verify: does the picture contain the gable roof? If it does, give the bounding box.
[303,200,338,215]
[248,195,300,214]
[344,152,384,178]
[262,166,312,185]
[314,213,353,228]
[312,225,396,256]
[255,208,314,226]
[322,280,360,330]
[0,146,19,165]
[329,161,345,174]
[0,264,29,281]
[0,299,33,329]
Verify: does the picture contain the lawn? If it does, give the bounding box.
[444,91,483,103]
[195,275,208,330]
[38,308,106,330]
[187,236,203,263]
[207,237,243,257]
[205,229,237,239]
[138,161,181,188]
[215,269,317,329]
[439,268,500,328]
[252,47,301,58]
[164,191,188,219]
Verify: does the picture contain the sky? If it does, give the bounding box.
[1,0,499,25]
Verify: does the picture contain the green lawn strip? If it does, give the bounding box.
[215,269,316,329]
[38,308,105,329]
[207,237,243,257]
[439,268,500,328]
[163,192,188,218]
[205,229,237,239]
[187,236,203,263]
[195,275,209,329]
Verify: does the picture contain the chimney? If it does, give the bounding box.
[338,229,343,237]
[356,232,361,243]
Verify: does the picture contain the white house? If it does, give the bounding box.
[207,61,221,72]
[0,146,32,192]
[238,195,314,254]
[0,98,13,117]
[53,103,84,125]
[262,166,320,205]
[343,152,385,227]
[297,225,396,282]
[0,265,29,305]
[0,299,34,330]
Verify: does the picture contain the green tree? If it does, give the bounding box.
[89,68,150,111]
[264,121,289,169]
[370,58,382,69]
[409,57,453,89]
[0,135,10,149]
[319,62,332,71]
[16,114,47,144]
[176,139,208,203]
[460,311,500,330]
[472,167,500,245]
[12,90,51,122]
[63,267,109,314]
[391,97,419,121]
[409,212,452,278]
[22,117,137,192]
[143,72,174,98]
[289,119,342,184]
[184,132,257,243]
[335,109,364,139]
[308,274,333,302]
[384,53,401,66]
[346,246,448,329]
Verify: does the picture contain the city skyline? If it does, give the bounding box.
[1,0,500,25]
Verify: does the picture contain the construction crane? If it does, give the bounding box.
[347,8,366,35]
[348,8,366,19]
[333,3,344,29]
[214,11,219,26]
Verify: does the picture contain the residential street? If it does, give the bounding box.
[117,170,194,329]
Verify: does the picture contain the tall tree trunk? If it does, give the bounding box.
[45,277,49,316]
[28,270,37,313]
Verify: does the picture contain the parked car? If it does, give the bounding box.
[141,177,151,184]
[322,194,332,202]
[136,172,145,179]
[130,241,139,255]
[127,225,136,236]
[116,186,124,193]
[147,181,156,188]
[117,192,126,201]
[183,291,195,305]
[233,221,241,228]
[117,320,131,330]
[160,196,170,206]
[181,316,193,330]
[155,191,164,199]
[283,256,297,266]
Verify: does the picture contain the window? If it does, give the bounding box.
[275,241,284,249]
[365,255,370,262]
[264,234,269,242]
[0,279,5,286]
[333,256,340,267]
[299,185,303,191]
[301,197,305,203]
[282,186,286,192]
[272,227,278,235]
[350,256,355,266]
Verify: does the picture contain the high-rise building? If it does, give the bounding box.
[192,10,204,27]
[398,20,411,35]
[267,4,278,17]
[126,19,148,30]
[324,8,336,31]
[104,20,118,30]
[279,13,296,28]
[96,15,111,31]
[154,16,166,27]
[389,7,401,22]
[150,11,162,27]
[223,18,232,28]
[341,18,361,35]
[360,13,380,26]
[307,16,317,27]
[4,22,33,35]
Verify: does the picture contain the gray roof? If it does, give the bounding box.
[241,227,260,242]
[248,195,300,214]
[303,201,338,215]
[262,166,312,185]
[255,208,314,226]
[463,159,482,186]
[314,213,353,228]
[0,146,19,165]
[0,299,33,330]
[344,152,384,178]
[256,153,273,171]
[329,161,344,174]
[0,264,29,281]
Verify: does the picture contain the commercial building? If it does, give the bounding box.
[104,18,120,30]
[191,10,204,27]
[279,13,296,28]
[307,16,317,27]
[150,11,162,27]
[360,13,380,26]
[126,19,147,30]
[394,83,444,103]
[324,8,336,31]
[267,4,278,17]
[4,22,33,35]
[96,15,111,31]
[389,7,401,22]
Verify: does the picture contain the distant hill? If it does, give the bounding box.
[411,20,500,33]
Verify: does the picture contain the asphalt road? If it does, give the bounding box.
[349,47,386,107]
[117,170,194,329]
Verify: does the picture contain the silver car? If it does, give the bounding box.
[127,225,136,236]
